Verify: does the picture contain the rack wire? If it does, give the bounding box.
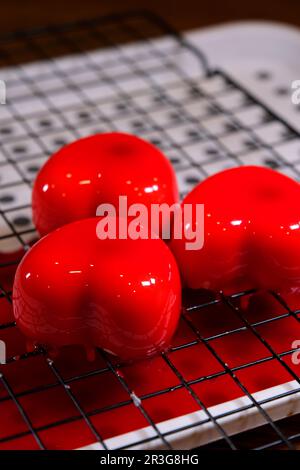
[0,10,299,450]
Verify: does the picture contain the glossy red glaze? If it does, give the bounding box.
[170,166,300,295]
[13,218,181,360]
[32,132,179,237]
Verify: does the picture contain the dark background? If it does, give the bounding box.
[2,0,300,34]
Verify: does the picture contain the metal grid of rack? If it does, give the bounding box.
[0,11,300,450]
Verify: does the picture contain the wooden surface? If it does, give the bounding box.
[1,0,300,451]
[2,0,300,34]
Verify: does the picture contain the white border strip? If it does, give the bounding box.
[78,380,300,450]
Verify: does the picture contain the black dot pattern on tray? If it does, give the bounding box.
[150,138,161,146]
[13,146,27,154]
[244,139,257,149]
[262,113,274,124]
[0,127,12,135]
[264,159,280,169]
[185,175,200,184]
[78,111,91,120]
[169,112,181,121]
[39,119,52,127]
[131,120,143,128]
[243,97,255,107]
[206,105,219,116]
[189,87,202,97]
[205,147,218,155]
[115,103,127,110]
[187,129,201,139]
[0,194,14,203]
[13,215,31,227]
[225,123,239,133]
[27,164,40,173]
[153,94,165,103]
[256,71,272,80]
[275,87,290,96]
[54,139,66,146]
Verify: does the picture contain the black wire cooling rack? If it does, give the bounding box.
[0,10,300,450]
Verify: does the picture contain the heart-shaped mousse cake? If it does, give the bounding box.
[32,132,179,237]
[13,218,181,360]
[170,166,300,297]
